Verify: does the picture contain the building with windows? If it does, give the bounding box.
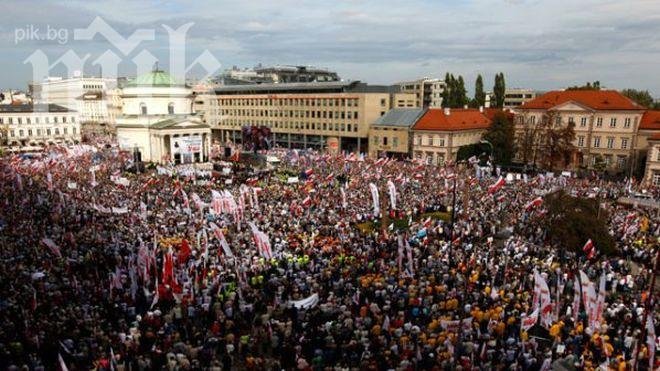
[395,78,445,108]
[0,104,80,147]
[211,81,411,153]
[32,76,117,136]
[411,107,491,165]
[514,90,646,171]
[503,88,538,108]
[368,108,424,158]
[115,70,211,164]
[638,111,660,185]
[216,65,340,85]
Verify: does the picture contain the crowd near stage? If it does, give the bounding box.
[0,143,658,370]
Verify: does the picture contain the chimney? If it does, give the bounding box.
[479,106,484,113]
[444,107,450,115]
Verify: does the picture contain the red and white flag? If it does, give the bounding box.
[41,238,62,258]
[488,176,505,194]
[304,168,314,177]
[582,239,596,259]
[302,196,312,208]
[525,197,543,211]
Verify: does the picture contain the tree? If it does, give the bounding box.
[482,111,515,165]
[538,112,576,170]
[441,73,451,108]
[492,72,506,108]
[455,76,468,108]
[474,74,485,108]
[542,190,616,256]
[566,81,601,91]
[621,89,655,108]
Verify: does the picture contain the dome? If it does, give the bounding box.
[125,70,183,88]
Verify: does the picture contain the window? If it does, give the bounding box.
[624,118,631,128]
[373,136,379,144]
[606,137,614,149]
[10,130,14,137]
[8,118,12,124]
[54,117,57,124]
[653,173,660,186]
[621,138,628,149]
[438,138,445,147]
[617,156,626,169]
[427,136,433,146]
[555,116,561,125]
[393,137,399,147]
[568,117,574,124]
[27,118,31,124]
[383,137,388,146]
[580,117,587,127]
[578,136,585,147]
[596,117,603,127]
[140,103,147,115]
[593,136,601,148]
[36,129,41,136]
[168,103,175,114]
[609,118,616,128]
[17,117,22,124]
[55,128,60,135]
[530,116,536,125]
[28,129,32,136]
[416,136,422,145]
[72,127,76,134]
[380,99,386,106]
[63,127,67,134]
[19,129,24,137]
[63,117,67,123]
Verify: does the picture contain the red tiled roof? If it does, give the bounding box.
[650,133,660,141]
[640,110,660,131]
[519,90,644,110]
[412,108,491,131]
[483,108,514,122]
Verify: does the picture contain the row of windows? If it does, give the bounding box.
[414,136,446,147]
[414,151,446,165]
[524,115,636,129]
[140,102,175,115]
[83,84,103,90]
[591,154,627,168]
[9,127,77,138]
[219,98,361,107]
[0,116,76,125]
[587,136,629,149]
[222,120,359,133]
[219,109,359,120]
[372,136,400,147]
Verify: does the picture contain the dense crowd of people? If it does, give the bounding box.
[0,144,657,370]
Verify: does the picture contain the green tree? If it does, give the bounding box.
[538,112,577,170]
[474,74,485,108]
[493,72,506,108]
[542,190,616,256]
[567,81,601,91]
[482,111,515,165]
[456,76,468,108]
[441,72,451,108]
[621,89,655,108]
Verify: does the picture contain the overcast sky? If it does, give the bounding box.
[1,0,659,96]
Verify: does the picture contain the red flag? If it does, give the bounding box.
[302,196,312,207]
[230,150,240,162]
[488,176,505,194]
[162,250,174,286]
[324,173,335,182]
[525,197,543,211]
[178,239,191,265]
[583,239,596,259]
[305,168,314,177]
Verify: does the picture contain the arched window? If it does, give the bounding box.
[168,102,175,115]
[140,103,147,115]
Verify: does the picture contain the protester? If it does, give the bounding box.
[0,144,657,370]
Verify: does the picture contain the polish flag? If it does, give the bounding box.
[583,239,596,259]
[488,176,505,194]
[304,168,314,177]
[302,196,312,207]
[525,197,543,211]
[423,217,432,228]
[324,173,335,182]
[445,173,457,180]
[374,158,386,166]
[230,150,240,162]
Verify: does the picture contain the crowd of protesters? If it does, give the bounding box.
[0,143,658,370]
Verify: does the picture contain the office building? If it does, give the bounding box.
[503,88,538,108]
[211,81,412,153]
[395,78,445,108]
[32,75,117,135]
[639,110,660,185]
[217,65,340,85]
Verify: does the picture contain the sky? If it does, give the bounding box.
[1,0,659,96]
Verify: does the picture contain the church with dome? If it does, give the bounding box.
[115,69,211,164]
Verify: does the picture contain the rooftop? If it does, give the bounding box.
[0,103,74,113]
[213,81,395,95]
[640,110,660,131]
[125,70,184,88]
[412,108,491,131]
[520,90,644,111]
[373,108,425,128]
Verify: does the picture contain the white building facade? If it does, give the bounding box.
[0,104,81,147]
[115,70,211,164]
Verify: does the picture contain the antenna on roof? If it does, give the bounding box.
[153,61,159,72]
